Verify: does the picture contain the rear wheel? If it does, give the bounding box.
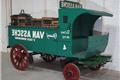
[10,44,29,71]
[41,54,56,62]
[63,63,80,80]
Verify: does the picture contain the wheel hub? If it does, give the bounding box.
[66,71,73,77]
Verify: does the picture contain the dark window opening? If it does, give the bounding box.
[63,16,68,23]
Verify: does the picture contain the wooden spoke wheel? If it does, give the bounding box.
[10,44,29,71]
[63,63,80,80]
[41,54,56,62]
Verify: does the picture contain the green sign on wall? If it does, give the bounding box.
[60,1,82,8]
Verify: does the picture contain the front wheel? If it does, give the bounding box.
[10,44,29,71]
[63,63,80,80]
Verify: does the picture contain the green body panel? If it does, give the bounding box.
[72,38,88,53]
[8,26,72,57]
[8,8,112,61]
[86,35,109,57]
[71,35,109,59]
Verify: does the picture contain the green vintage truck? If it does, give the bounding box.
[8,1,113,80]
